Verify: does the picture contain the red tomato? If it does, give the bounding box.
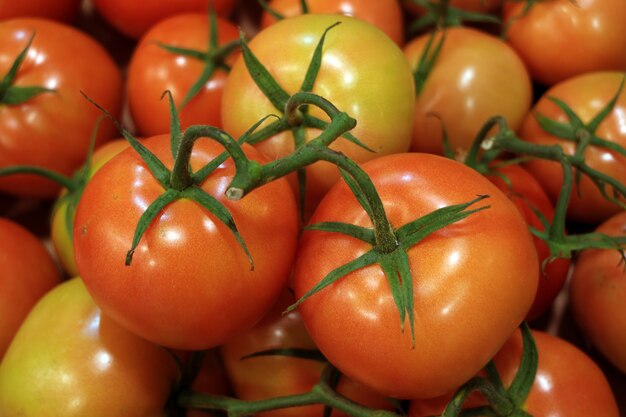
[293,153,539,399]
[0,278,178,417]
[519,71,626,224]
[259,0,405,46]
[403,27,532,155]
[92,0,236,39]
[570,210,626,374]
[221,289,394,417]
[0,0,81,22]
[222,14,415,217]
[409,329,620,417]
[127,13,239,137]
[0,18,122,198]
[0,217,61,359]
[485,164,570,321]
[73,134,299,350]
[186,349,232,417]
[50,138,131,277]
[503,0,626,86]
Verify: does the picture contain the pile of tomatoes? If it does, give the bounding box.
[0,0,625,416]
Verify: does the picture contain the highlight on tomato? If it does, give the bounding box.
[293,152,539,400]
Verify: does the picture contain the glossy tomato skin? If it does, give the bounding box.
[409,329,620,417]
[0,18,122,198]
[259,0,405,46]
[50,139,130,277]
[92,0,235,39]
[519,71,626,224]
[0,217,61,359]
[403,27,532,155]
[221,289,393,417]
[222,14,415,216]
[127,14,239,137]
[73,134,299,350]
[293,153,539,400]
[504,0,626,86]
[570,211,626,374]
[0,278,178,417]
[485,164,570,321]
[0,0,81,22]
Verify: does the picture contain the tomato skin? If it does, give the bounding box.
[0,278,178,417]
[222,14,415,215]
[0,18,122,198]
[403,27,532,155]
[221,289,394,417]
[127,14,239,137]
[409,329,620,417]
[485,164,570,321]
[92,0,235,39]
[259,0,405,46]
[293,153,539,399]
[73,134,299,350]
[0,0,81,22]
[504,0,626,86]
[50,139,130,277]
[519,71,626,224]
[0,217,61,359]
[570,211,626,374]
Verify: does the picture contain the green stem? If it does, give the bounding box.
[0,165,77,191]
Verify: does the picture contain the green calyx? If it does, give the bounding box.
[0,33,55,105]
[438,323,537,417]
[155,8,239,111]
[257,0,310,20]
[406,0,501,37]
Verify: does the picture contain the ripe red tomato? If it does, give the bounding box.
[503,0,626,86]
[0,0,81,22]
[222,14,415,216]
[92,0,236,39]
[0,217,61,359]
[403,27,532,155]
[409,329,621,417]
[50,138,131,277]
[73,134,299,350]
[0,278,178,417]
[0,18,122,198]
[485,164,570,321]
[127,13,239,137]
[259,0,405,46]
[570,210,626,374]
[519,71,626,224]
[293,153,539,399]
[221,289,394,417]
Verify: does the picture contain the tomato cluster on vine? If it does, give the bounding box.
[0,1,625,416]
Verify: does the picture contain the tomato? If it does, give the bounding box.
[293,153,539,399]
[519,71,626,225]
[570,210,626,374]
[485,164,570,321]
[0,18,122,198]
[0,217,61,359]
[0,278,178,417]
[0,0,81,22]
[186,349,232,417]
[259,0,405,46]
[409,329,620,416]
[403,27,532,155]
[50,138,130,277]
[127,13,239,137]
[73,134,299,350]
[92,0,236,39]
[222,14,414,216]
[503,0,626,86]
[221,288,394,417]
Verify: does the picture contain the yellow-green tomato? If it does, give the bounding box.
[50,139,130,276]
[222,14,415,216]
[0,277,178,417]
